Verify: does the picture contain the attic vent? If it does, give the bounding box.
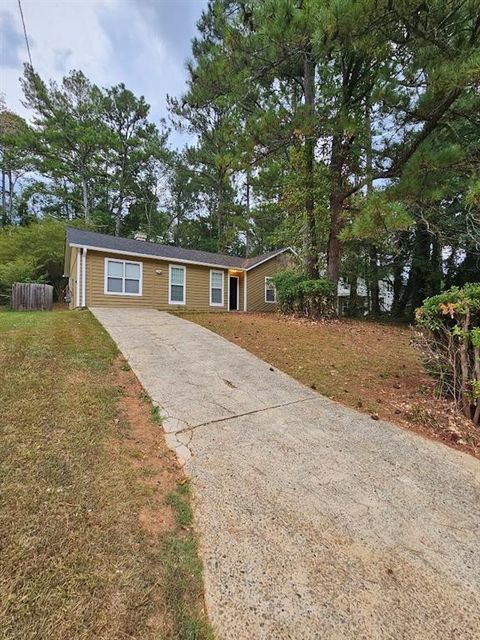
[134,231,147,241]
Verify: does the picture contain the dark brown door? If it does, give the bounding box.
[229,277,238,310]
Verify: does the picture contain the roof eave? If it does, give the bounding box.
[67,242,246,271]
[245,247,294,271]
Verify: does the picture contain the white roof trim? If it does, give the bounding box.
[68,242,243,271]
[245,247,294,271]
[68,242,293,273]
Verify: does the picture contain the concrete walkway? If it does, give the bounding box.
[92,308,480,640]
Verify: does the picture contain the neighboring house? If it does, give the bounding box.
[64,228,292,312]
[337,277,394,315]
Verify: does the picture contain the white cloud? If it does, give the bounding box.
[1,0,112,115]
[0,0,206,147]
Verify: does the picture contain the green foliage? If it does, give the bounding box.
[2,66,171,235]
[416,283,480,423]
[416,283,480,331]
[167,0,480,303]
[0,219,68,301]
[272,269,337,319]
[0,257,39,298]
[341,192,412,242]
[471,328,480,349]
[2,2,480,321]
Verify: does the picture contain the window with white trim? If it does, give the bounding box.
[105,259,142,295]
[169,265,186,304]
[210,270,224,306]
[265,277,276,303]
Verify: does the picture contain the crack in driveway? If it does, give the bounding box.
[91,307,480,640]
[176,395,319,436]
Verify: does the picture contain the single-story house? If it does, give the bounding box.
[64,228,293,312]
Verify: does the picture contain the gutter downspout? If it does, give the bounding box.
[76,248,81,308]
[81,248,87,307]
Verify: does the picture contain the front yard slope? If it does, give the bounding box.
[184,312,479,459]
[0,310,212,640]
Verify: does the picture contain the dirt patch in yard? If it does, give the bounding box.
[183,312,479,459]
[0,310,212,640]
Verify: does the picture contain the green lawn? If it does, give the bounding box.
[0,310,212,640]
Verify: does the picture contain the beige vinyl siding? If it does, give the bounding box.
[237,272,245,311]
[85,250,229,311]
[87,251,155,308]
[179,264,228,311]
[246,254,290,312]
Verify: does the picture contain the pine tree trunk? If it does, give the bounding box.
[1,169,6,225]
[369,245,380,315]
[326,194,343,283]
[81,177,90,222]
[473,345,480,426]
[245,177,250,258]
[303,47,318,278]
[459,310,472,420]
[216,176,225,253]
[8,170,13,220]
[349,276,358,316]
[444,248,457,289]
[365,101,380,315]
[404,221,431,319]
[430,234,442,295]
[326,134,345,284]
[391,255,404,318]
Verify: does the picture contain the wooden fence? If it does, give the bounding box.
[11,283,53,311]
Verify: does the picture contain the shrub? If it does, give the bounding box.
[415,283,480,425]
[272,270,337,319]
[0,219,66,303]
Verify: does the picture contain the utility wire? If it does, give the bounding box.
[17,0,33,67]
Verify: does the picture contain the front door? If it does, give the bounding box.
[229,276,239,311]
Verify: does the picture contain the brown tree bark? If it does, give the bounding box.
[369,245,380,315]
[1,169,6,226]
[473,345,480,426]
[459,310,472,420]
[326,135,345,284]
[303,47,318,278]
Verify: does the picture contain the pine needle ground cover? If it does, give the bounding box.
[184,312,479,459]
[0,309,212,640]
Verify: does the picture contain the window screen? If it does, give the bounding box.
[210,271,223,305]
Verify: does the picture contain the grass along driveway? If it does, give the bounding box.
[0,310,212,640]
[183,312,479,459]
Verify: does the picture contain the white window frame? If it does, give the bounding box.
[210,269,224,307]
[104,258,143,296]
[169,264,186,305]
[265,276,276,303]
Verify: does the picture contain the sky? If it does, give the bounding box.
[0,0,207,147]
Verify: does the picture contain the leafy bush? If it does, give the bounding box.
[272,270,337,319]
[415,283,480,425]
[0,219,67,303]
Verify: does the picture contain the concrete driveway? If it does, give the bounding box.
[92,308,480,640]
